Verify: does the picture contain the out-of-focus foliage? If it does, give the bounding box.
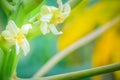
[92,22,120,67]
[57,0,120,80]
[14,0,120,80]
[58,0,120,50]
[92,20,120,80]
[17,34,58,78]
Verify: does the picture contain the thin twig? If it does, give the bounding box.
[33,16,120,77]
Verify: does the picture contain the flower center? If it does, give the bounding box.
[14,33,25,46]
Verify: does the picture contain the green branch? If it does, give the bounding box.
[19,63,120,80]
[44,63,120,80]
[27,21,41,40]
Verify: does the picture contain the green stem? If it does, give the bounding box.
[0,47,19,80]
[0,0,14,16]
[27,21,41,40]
[22,0,44,13]
[0,48,3,70]
[19,63,120,80]
[1,50,10,80]
[12,0,44,26]
[44,63,120,80]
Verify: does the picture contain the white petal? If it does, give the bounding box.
[6,20,18,35]
[40,22,50,35]
[63,4,71,13]
[49,24,63,35]
[21,38,30,56]
[62,4,71,19]
[1,30,15,41]
[40,14,52,22]
[21,24,32,34]
[16,42,20,55]
[57,0,63,11]
[50,6,58,11]
[41,5,57,15]
[41,6,52,14]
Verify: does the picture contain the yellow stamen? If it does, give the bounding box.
[15,34,25,46]
[53,16,64,26]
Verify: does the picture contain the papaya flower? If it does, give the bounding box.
[40,0,71,35]
[1,20,32,55]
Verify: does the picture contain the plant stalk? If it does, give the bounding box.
[43,63,120,80]
[19,63,120,80]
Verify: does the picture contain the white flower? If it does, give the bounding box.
[40,0,71,35]
[1,20,32,55]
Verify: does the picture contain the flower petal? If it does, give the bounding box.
[49,24,63,35]
[21,24,32,34]
[6,20,18,35]
[40,6,57,22]
[57,0,63,11]
[21,38,30,56]
[40,14,53,22]
[1,30,15,41]
[62,4,71,19]
[41,6,52,14]
[40,22,50,35]
[16,42,20,55]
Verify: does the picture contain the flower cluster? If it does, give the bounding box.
[39,0,71,35]
[1,0,71,55]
